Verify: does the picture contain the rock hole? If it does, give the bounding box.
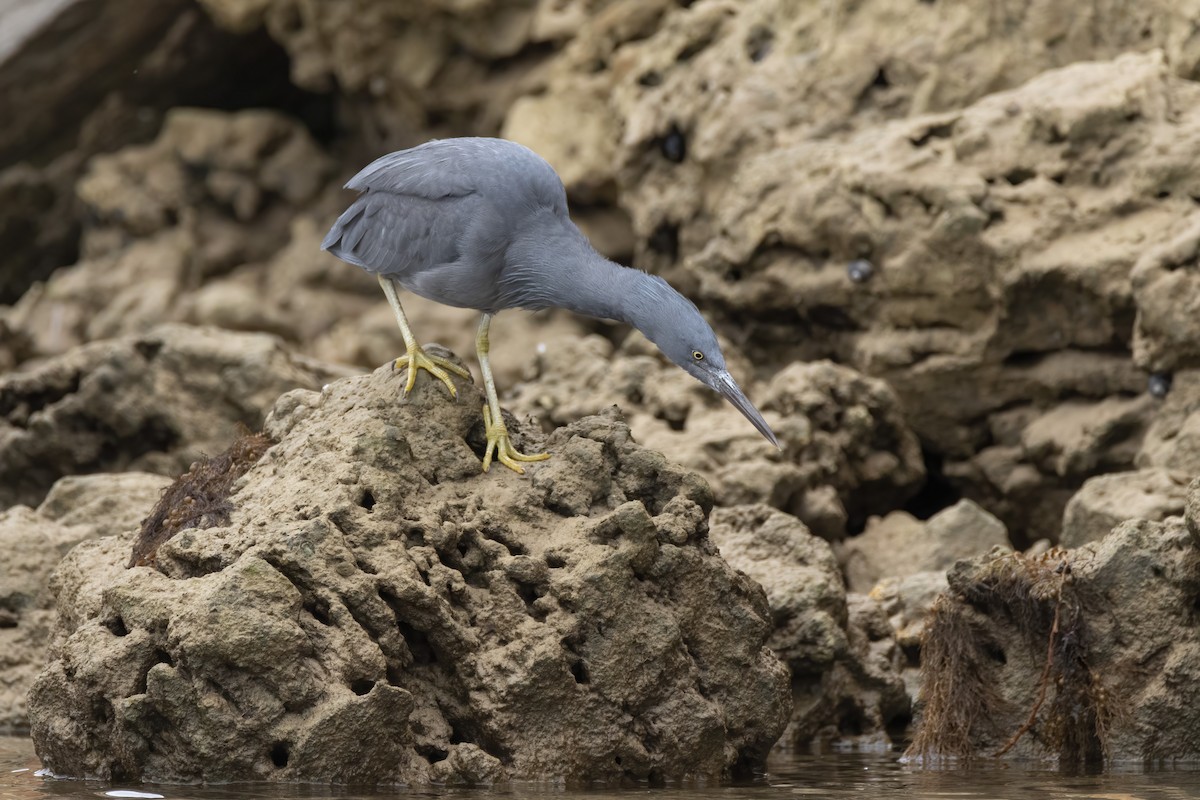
[417,744,449,764]
[349,678,375,696]
[304,597,332,625]
[92,698,113,724]
[647,221,679,262]
[104,616,129,637]
[1156,189,1171,199]
[570,659,590,684]
[359,489,376,511]
[1004,167,1036,186]
[900,449,962,527]
[886,711,914,742]
[985,643,1007,664]
[836,700,866,736]
[134,340,163,362]
[870,66,890,89]
[386,664,404,687]
[745,25,773,62]
[638,71,662,87]
[153,648,174,667]
[0,615,16,629]
[270,741,290,769]
[546,553,567,569]
[397,619,438,665]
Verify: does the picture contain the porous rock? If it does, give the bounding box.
[0,324,335,510]
[868,571,949,700]
[512,335,924,539]
[710,505,908,748]
[28,360,790,784]
[3,108,333,361]
[0,472,171,734]
[909,516,1200,765]
[1060,468,1188,549]
[839,500,1010,593]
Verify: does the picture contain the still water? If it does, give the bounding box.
[4,736,1200,800]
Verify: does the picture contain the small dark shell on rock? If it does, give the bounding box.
[1149,372,1173,398]
[847,259,875,283]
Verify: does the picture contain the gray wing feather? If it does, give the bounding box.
[345,140,480,198]
[321,191,467,277]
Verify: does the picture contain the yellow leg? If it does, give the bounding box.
[379,276,470,397]
[476,313,549,474]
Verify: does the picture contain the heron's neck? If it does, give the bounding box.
[506,214,671,334]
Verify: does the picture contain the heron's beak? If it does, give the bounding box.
[712,370,780,448]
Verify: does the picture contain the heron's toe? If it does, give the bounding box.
[393,346,467,398]
[481,405,549,474]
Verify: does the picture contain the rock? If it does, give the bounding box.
[0,1,330,305]
[512,337,923,539]
[28,361,790,784]
[2,109,334,361]
[839,500,1010,593]
[0,472,171,734]
[1131,218,1200,373]
[0,324,336,511]
[1139,369,1200,476]
[869,571,948,700]
[909,516,1200,765]
[710,505,908,748]
[1061,468,1188,548]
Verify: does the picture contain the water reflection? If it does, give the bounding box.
[4,736,1199,800]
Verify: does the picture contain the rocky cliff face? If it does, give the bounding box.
[4,0,1200,774]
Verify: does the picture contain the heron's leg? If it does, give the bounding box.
[378,275,470,397]
[476,313,550,474]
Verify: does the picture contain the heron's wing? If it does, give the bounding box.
[321,190,469,276]
[344,141,482,198]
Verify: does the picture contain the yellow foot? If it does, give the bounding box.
[482,405,550,474]
[393,345,471,397]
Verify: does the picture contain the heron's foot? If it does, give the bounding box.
[393,345,471,397]
[481,405,550,474]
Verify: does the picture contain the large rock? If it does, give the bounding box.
[908,512,1200,765]
[28,361,790,784]
[0,472,171,734]
[839,500,1010,593]
[1060,468,1188,548]
[710,505,908,748]
[0,324,337,510]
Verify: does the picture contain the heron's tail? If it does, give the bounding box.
[320,199,372,269]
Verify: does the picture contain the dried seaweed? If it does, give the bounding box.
[907,549,1119,768]
[128,431,272,568]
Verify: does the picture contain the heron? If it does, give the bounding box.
[322,137,778,473]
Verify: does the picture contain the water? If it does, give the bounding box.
[4,736,1200,800]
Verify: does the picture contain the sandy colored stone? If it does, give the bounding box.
[0,472,171,734]
[1061,468,1188,549]
[711,504,907,748]
[869,571,949,700]
[839,500,1010,593]
[0,324,336,510]
[913,516,1200,762]
[28,360,790,784]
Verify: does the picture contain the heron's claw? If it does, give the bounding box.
[393,345,470,398]
[481,405,550,474]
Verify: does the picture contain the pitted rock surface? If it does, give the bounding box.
[28,363,790,784]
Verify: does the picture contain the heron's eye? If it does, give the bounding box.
[692,350,704,361]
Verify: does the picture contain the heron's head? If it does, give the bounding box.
[636,283,780,448]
